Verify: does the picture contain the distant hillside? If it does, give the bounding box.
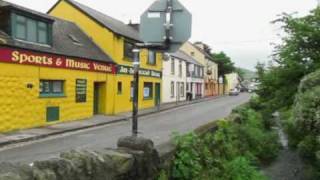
[237,68,257,80]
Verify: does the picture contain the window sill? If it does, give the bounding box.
[143,97,153,100]
[40,94,66,98]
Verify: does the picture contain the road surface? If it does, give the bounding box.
[0,93,250,163]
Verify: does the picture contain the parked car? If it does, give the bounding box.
[229,88,240,96]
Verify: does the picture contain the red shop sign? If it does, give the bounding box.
[0,47,116,74]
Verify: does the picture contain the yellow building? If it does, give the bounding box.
[0,1,116,132]
[48,0,163,114]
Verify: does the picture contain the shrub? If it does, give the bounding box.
[171,106,279,179]
[223,157,266,180]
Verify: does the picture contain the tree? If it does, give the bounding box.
[256,7,320,110]
[211,52,236,77]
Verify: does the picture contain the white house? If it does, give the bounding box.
[162,50,187,103]
[162,50,204,103]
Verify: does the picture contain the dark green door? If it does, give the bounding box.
[94,83,99,115]
[155,83,161,106]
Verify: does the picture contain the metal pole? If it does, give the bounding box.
[132,48,140,137]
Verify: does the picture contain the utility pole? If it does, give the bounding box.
[130,0,192,137]
[132,48,140,137]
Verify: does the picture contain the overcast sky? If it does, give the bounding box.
[6,0,318,70]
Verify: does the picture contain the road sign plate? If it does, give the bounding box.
[140,0,192,52]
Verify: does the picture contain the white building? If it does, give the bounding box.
[162,50,204,103]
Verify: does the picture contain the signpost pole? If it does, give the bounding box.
[132,48,140,137]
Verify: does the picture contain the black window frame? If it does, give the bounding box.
[124,40,135,60]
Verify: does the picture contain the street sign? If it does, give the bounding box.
[140,0,192,52]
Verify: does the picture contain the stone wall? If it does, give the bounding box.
[0,123,218,180]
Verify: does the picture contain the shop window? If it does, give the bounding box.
[12,13,51,45]
[143,82,153,99]
[118,82,122,94]
[148,50,156,65]
[76,79,87,103]
[40,80,64,97]
[124,41,134,60]
[171,81,175,97]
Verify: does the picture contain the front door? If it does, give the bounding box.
[155,83,161,106]
[93,83,100,115]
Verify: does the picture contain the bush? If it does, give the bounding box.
[171,106,280,179]
[224,157,266,180]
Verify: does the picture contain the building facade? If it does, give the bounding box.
[162,51,187,103]
[48,0,163,114]
[194,42,219,97]
[180,42,209,98]
[225,72,240,92]
[0,1,116,132]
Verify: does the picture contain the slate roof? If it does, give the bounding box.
[0,0,114,63]
[171,50,203,66]
[56,0,141,42]
[0,0,54,21]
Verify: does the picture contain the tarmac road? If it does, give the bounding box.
[0,93,250,163]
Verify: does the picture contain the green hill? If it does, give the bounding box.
[237,68,257,80]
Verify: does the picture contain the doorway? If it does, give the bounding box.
[93,82,106,115]
[155,83,161,106]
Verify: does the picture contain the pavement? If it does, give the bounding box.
[0,93,251,163]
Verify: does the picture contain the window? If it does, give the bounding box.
[143,82,153,99]
[181,83,185,97]
[13,14,50,45]
[171,58,175,75]
[124,41,134,60]
[171,81,175,97]
[194,65,198,77]
[186,83,189,91]
[148,50,156,65]
[179,60,182,77]
[186,63,191,77]
[76,79,87,103]
[118,82,122,94]
[40,80,64,97]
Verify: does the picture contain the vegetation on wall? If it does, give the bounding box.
[165,102,280,180]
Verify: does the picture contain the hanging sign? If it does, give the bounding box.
[117,65,162,78]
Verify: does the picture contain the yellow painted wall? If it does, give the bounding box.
[180,42,206,66]
[0,62,113,133]
[49,0,162,71]
[49,0,163,114]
